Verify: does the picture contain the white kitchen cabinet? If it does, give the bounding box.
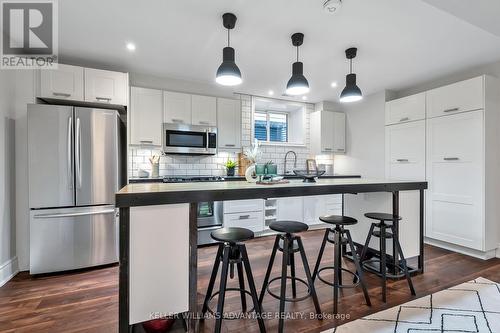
[426,110,484,250]
[224,199,263,214]
[276,197,304,222]
[303,195,342,226]
[385,92,425,125]
[310,110,346,154]
[39,64,84,101]
[163,91,192,124]
[427,76,484,118]
[191,95,216,126]
[224,212,264,233]
[217,98,241,149]
[385,120,426,180]
[130,87,163,146]
[84,68,128,105]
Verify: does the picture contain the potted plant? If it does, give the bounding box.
[224,159,238,177]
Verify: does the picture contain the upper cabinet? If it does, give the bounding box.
[426,76,484,118]
[130,87,163,146]
[84,68,128,105]
[39,64,84,101]
[385,92,425,125]
[37,64,129,106]
[217,98,241,149]
[163,91,192,124]
[192,95,217,126]
[310,110,346,154]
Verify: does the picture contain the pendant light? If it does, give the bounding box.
[286,33,310,96]
[340,47,363,103]
[216,13,242,86]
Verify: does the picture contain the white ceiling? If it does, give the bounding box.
[59,0,500,103]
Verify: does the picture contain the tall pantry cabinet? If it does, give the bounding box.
[386,75,500,258]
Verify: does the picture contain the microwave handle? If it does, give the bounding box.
[206,129,209,151]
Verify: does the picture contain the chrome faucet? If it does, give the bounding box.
[283,151,297,175]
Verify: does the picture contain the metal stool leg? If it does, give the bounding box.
[296,237,322,317]
[236,262,247,312]
[239,244,267,333]
[312,229,330,281]
[214,245,231,333]
[259,235,280,305]
[344,229,371,306]
[392,225,416,296]
[278,235,290,333]
[355,223,376,284]
[202,244,224,316]
[290,250,297,298]
[333,227,341,313]
[380,224,387,303]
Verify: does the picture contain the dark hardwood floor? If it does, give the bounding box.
[1,230,500,333]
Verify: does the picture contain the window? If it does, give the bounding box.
[254,111,288,143]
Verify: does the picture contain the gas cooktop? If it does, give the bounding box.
[162,176,225,183]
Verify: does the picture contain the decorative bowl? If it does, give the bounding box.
[293,169,326,183]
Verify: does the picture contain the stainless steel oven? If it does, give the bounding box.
[197,201,223,246]
[163,123,217,155]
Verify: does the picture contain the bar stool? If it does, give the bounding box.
[311,215,371,313]
[201,227,266,333]
[359,213,416,302]
[259,221,321,333]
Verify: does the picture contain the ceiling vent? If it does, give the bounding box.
[323,0,342,14]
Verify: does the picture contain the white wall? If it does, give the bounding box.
[332,91,394,249]
[0,70,18,286]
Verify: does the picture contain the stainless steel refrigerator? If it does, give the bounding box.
[28,104,121,274]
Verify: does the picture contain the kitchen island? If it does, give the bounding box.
[116,178,427,333]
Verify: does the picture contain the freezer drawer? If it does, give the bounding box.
[30,206,118,274]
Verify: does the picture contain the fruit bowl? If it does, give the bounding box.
[293,169,326,183]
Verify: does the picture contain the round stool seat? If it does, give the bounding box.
[269,220,309,233]
[319,215,357,226]
[211,227,254,243]
[364,212,402,222]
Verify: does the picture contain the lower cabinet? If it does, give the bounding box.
[224,211,264,233]
[304,195,342,226]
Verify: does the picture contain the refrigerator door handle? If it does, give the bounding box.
[75,117,82,189]
[33,209,116,219]
[67,116,73,189]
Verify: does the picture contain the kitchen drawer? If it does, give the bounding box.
[427,76,484,118]
[224,212,264,233]
[224,199,263,214]
[385,92,425,125]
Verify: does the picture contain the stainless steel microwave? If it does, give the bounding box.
[162,123,217,155]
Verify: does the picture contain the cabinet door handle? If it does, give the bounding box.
[396,159,409,162]
[238,215,250,220]
[53,92,71,97]
[171,119,184,123]
[443,107,459,113]
[336,148,345,152]
[198,121,210,125]
[324,148,333,151]
[443,157,459,161]
[140,140,153,144]
[96,97,112,102]
[225,144,236,147]
[399,117,410,122]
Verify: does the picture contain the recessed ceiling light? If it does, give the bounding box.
[126,43,136,51]
[268,90,274,96]
[331,81,338,88]
[302,96,308,100]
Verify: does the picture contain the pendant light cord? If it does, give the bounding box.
[349,58,353,74]
[227,28,230,47]
[296,45,299,62]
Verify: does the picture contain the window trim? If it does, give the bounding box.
[254,110,289,143]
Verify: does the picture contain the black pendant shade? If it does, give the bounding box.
[340,47,363,103]
[216,13,242,86]
[286,33,309,96]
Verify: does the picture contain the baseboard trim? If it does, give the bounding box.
[0,257,19,288]
[425,238,496,260]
